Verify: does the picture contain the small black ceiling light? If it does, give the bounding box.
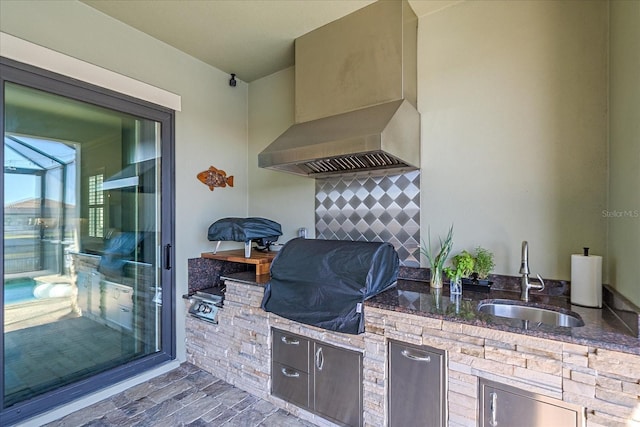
[229,73,237,87]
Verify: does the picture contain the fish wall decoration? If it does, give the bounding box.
[197,166,234,191]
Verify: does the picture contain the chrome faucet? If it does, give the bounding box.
[519,241,545,302]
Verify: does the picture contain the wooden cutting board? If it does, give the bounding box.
[200,249,276,276]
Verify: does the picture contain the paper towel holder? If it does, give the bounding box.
[571,247,602,308]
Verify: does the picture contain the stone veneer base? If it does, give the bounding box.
[186,279,640,427]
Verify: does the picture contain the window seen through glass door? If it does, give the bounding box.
[88,172,104,238]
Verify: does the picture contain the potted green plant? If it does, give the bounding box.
[474,246,495,281]
[420,225,454,289]
[462,246,495,290]
[444,250,475,295]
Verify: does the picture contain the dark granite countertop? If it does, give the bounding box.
[367,279,640,356]
[183,271,269,300]
[219,272,640,356]
[221,271,271,286]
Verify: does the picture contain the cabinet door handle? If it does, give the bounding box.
[401,349,431,362]
[489,391,498,426]
[281,336,300,345]
[315,347,324,371]
[280,367,300,378]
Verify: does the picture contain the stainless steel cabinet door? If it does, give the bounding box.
[313,343,362,427]
[479,379,585,427]
[389,340,446,427]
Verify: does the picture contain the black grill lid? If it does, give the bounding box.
[261,238,399,334]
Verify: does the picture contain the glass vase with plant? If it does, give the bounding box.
[420,225,454,289]
[444,250,475,295]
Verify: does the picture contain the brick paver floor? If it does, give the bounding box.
[43,363,313,427]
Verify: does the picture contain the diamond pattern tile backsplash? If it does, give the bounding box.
[315,170,420,267]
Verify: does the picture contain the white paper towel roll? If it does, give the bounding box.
[571,253,602,308]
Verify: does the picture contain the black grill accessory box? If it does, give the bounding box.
[207,217,282,247]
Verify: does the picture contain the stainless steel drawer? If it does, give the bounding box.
[272,329,309,373]
[272,362,309,408]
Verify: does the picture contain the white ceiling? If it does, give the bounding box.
[80,0,460,82]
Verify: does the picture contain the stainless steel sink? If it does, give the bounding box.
[477,300,585,327]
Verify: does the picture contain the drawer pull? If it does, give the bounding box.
[401,349,431,362]
[281,336,300,345]
[281,367,300,378]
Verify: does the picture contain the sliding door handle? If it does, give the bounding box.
[164,244,172,270]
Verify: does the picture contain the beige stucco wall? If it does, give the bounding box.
[247,67,315,241]
[608,0,640,306]
[0,0,250,368]
[418,0,608,280]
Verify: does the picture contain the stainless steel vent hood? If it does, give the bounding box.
[259,0,420,178]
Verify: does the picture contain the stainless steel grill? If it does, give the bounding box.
[261,239,399,335]
[188,288,224,324]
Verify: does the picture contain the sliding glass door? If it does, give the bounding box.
[1,59,174,423]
